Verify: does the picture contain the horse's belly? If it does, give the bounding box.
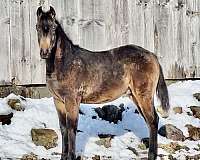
[81,81,129,104]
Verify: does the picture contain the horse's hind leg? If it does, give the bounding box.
[130,92,159,160]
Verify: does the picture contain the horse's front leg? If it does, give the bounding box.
[54,98,68,160]
[54,97,80,160]
[65,96,80,160]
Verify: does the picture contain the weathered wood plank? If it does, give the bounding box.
[9,0,23,84]
[19,0,32,84]
[29,0,46,84]
[0,0,11,85]
[104,0,129,49]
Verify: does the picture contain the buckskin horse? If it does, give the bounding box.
[36,6,170,160]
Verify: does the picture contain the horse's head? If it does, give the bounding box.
[36,6,57,59]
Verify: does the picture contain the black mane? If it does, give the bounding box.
[55,20,74,47]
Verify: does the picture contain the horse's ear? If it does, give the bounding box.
[49,6,56,19]
[37,6,43,17]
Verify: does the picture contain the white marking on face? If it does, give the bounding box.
[40,36,51,50]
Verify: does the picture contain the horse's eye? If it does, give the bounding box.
[36,24,40,31]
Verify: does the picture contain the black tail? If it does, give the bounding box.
[156,65,170,118]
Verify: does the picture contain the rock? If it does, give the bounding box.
[92,155,100,160]
[76,156,83,160]
[185,124,200,140]
[141,137,149,148]
[193,93,200,101]
[168,155,177,160]
[159,142,188,154]
[173,107,183,114]
[194,144,200,151]
[158,124,185,141]
[79,109,84,115]
[31,129,58,149]
[127,146,139,156]
[7,98,24,111]
[124,129,131,132]
[0,86,30,98]
[190,106,200,119]
[134,109,139,114]
[186,111,193,116]
[77,130,83,133]
[92,116,97,119]
[186,154,200,160]
[94,103,125,124]
[158,154,169,160]
[0,113,13,125]
[21,152,38,160]
[138,143,147,150]
[95,134,115,148]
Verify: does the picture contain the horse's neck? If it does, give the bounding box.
[56,25,74,59]
[46,31,74,78]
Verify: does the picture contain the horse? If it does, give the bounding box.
[36,6,170,160]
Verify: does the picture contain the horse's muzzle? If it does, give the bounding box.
[40,48,49,59]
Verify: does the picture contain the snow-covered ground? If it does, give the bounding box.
[0,80,200,160]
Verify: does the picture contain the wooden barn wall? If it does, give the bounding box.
[0,0,200,85]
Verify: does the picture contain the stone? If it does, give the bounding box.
[168,155,177,160]
[94,103,125,124]
[31,129,58,149]
[186,111,193,116]
[0,113,13,125]
[79,109,85,115]
[127,146,139,156]
[95,134,115,148]
[173,107,183,114]
[190,106,200,119]
[76,156,83,160]
[138,143,147,150]
[21,152,38,160]
[141,137,149,148]
[185,124,200,140]
[158,124,185,141]
[134,109,139,114]
[92,116,97,119]
[0,86,29,98]
[194,144,200,151]
[159,142,188,154]
[186,154,200,160]
[92,155,100,160]
[7,98,24,111]
[193,93,200,101]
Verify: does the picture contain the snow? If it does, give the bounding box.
[0,80,200,159]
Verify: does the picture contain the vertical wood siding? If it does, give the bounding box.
[0,0,200,85]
